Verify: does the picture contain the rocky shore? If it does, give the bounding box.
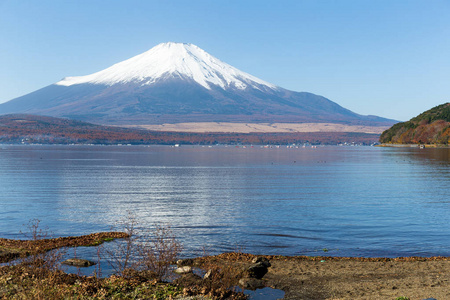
[1,234,449,299]
[195,253,449,300]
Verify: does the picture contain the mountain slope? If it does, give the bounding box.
[0,42,395,126]
[380,103,450,144]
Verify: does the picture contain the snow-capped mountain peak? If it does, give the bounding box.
[1,42,396,127]
[56,42,278,91]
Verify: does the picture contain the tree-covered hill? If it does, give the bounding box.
[380,103,450,145]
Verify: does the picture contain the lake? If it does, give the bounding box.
[0,144,449,259]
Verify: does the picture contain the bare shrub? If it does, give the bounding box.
[190,249,249,299]
[137,223,182,281]
[93,244,103,279]
[103,212,140,277]
[25,219,47,241]
[201,257,243,295]
[102,212,182,281]
[19,219,66,274]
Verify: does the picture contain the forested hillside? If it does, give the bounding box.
[380,103,450,145]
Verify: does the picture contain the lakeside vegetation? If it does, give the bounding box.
[0,219,248,300]
[380,103,450,145]
[2,218,450,299]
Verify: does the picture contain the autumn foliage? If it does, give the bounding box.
[0,114,379,145]
[380,103,450,145]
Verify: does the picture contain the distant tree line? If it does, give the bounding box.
[0,114,380,145]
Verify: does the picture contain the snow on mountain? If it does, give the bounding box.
[56,42,278,91]
[0,42,397,127]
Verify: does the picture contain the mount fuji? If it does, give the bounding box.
[0,42,395,127]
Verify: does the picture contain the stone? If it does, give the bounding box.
[239,278,265,290]
[203,269,213,279]
[251,256,271,267]
[62,258,95,267]
[177,258,194,266]
[174,266,192,274]
[246,262,269,279]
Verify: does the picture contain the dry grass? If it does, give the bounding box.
[180,251,252,299]
[0,265,183,299]
[0,218,250,300]
[125,122,389,134]
[0,232,129,264]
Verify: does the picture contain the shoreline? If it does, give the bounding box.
[378,143,450,148]
[199,253,450,299]
[0,232,128,263]
[1,234,449,299]
[2,232,448,265]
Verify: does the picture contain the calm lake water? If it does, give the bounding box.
[0,144,449,259]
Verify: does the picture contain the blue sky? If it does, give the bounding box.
[0,0,449,121]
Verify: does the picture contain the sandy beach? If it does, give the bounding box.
[197,253,450,300]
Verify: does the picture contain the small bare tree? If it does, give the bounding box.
[102,212,182,280]
[103,212,139,277]
[137,223,182,281]
[19,219,66,275]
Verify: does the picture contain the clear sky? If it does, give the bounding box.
[1,0,449,121]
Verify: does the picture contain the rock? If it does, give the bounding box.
[203,269,213,279]
[62,258,95,267]
[177,258,194,266]
[174,266,192,274]
[246,261,269,279]
[251,256,271,267]
[239,278,265,290]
